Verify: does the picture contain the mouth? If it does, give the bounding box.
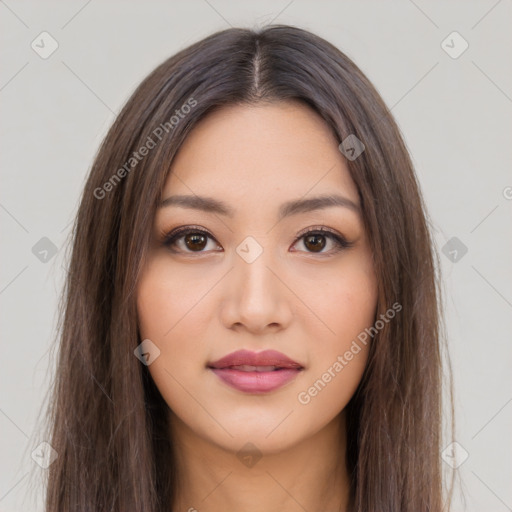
[207,350,304,393]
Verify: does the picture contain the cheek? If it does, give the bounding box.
[137,254,212,341]
[285,300,375,439]
[136,257,213,402]
[301,251,377,350]
[293,256,377,411]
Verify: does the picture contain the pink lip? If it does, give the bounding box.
[208,349,304,394]
[209,349,302,369]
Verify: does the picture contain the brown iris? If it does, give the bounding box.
[303,234,326,252]
[185,233,208,251]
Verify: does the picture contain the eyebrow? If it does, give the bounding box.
[159,193,360,220]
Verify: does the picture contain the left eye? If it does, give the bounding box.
[292,230,352,254]
[162,227,353,254]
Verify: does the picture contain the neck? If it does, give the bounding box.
[170,411,350,512]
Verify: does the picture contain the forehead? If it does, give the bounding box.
[162,101,358,205]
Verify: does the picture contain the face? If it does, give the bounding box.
[136,101,378,454]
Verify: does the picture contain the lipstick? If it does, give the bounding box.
[207,349,303,393]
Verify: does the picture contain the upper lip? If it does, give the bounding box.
[208,349,303,370]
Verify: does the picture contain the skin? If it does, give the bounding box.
[136,100,378,512]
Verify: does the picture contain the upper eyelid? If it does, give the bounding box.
[165,225,218,241]
[164,224,344,240]
[295,225,343,237]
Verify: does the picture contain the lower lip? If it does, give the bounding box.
[210,368,302,393]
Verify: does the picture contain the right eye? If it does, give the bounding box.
[161,226,222,253]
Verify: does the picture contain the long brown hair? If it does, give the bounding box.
[35,24,454,511]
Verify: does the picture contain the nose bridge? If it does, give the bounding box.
[222,236,291,331]
[235,237,278,301]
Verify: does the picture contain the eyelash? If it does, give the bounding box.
[159,225,354,256]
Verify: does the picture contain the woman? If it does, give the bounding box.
[40,24,454,511]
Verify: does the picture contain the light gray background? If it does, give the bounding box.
[1,1,511,510]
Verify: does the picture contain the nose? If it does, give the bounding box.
[219,244,293,335]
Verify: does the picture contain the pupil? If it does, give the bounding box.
[305,234,325,252]
[185,233,207,251]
